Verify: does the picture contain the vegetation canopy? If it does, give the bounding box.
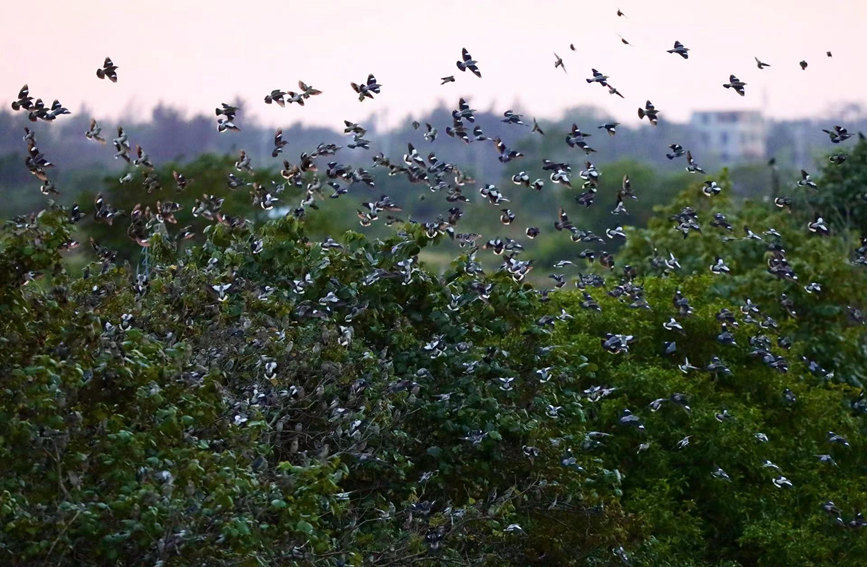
[0,150,864,565]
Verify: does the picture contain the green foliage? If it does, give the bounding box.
[807,137,867,233]
[1,167,864,565]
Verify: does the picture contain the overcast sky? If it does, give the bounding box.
[1,0,865,130]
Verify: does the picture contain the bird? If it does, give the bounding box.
[85,119,105,143]
[456,48,481,77]
[10,84,33,111]
[711,467,732,481]
[822,125,851,143]
[666,144,685,159]
[826,432,850,447]
[502,110,525,125]
[297,80,322,99]
[710,257,731,274]
[800,60,808,70]
[172,170,192,191]
[531,118,545,136]
[618,409,645,431]
[723,75,746,96]
[554,52,566,73]
[798,169,818,189]
[215,102,238,120]
[702,181,722,197]
[351,74,382,101]
[96,57,118,82]
[599,122,619,135]
[755,56,771,69]
[264,89,286,106]
[586,68,609,86]
[440,75,455,85]
[272,129,288,157]
[667,41,689,59]
[638,101,659,125]
[217,117,239,133]
[607,84,625,98]
[423,122,438,142]
[686,151,705,173]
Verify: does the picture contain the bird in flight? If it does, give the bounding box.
[351,74,382,101]
[456,48,481,77]
[667,41,689,59]
[586,68,609,86]
[607,84,624,98]
[96,57,118,82]
[723,75,746,96]
[755,56,770,69]
[554,53,566,73]
[638,100,659,125]
[85,119,105,144]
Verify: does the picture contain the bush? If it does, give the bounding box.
[0,167,864,565]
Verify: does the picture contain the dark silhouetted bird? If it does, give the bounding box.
[96,57,118,82]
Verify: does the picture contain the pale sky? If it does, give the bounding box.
[1,0,865,130]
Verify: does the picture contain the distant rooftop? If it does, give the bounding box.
[690,110,764,123]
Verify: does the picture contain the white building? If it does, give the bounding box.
[690,110,766,163]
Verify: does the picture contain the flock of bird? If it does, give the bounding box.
[7,7,866,553]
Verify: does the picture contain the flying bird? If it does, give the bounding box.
[554,52,566,73]
[456,48,481,77]
[755,56,771,69]
[723,75,746,96]
[638,100,659,125]
[96,57,118,82]
[667,41,689,59]
[351,74,382,101]
[85,119,105,143]
[586,68,609,86]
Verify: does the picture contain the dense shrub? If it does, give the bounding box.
[0,166,864,565]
